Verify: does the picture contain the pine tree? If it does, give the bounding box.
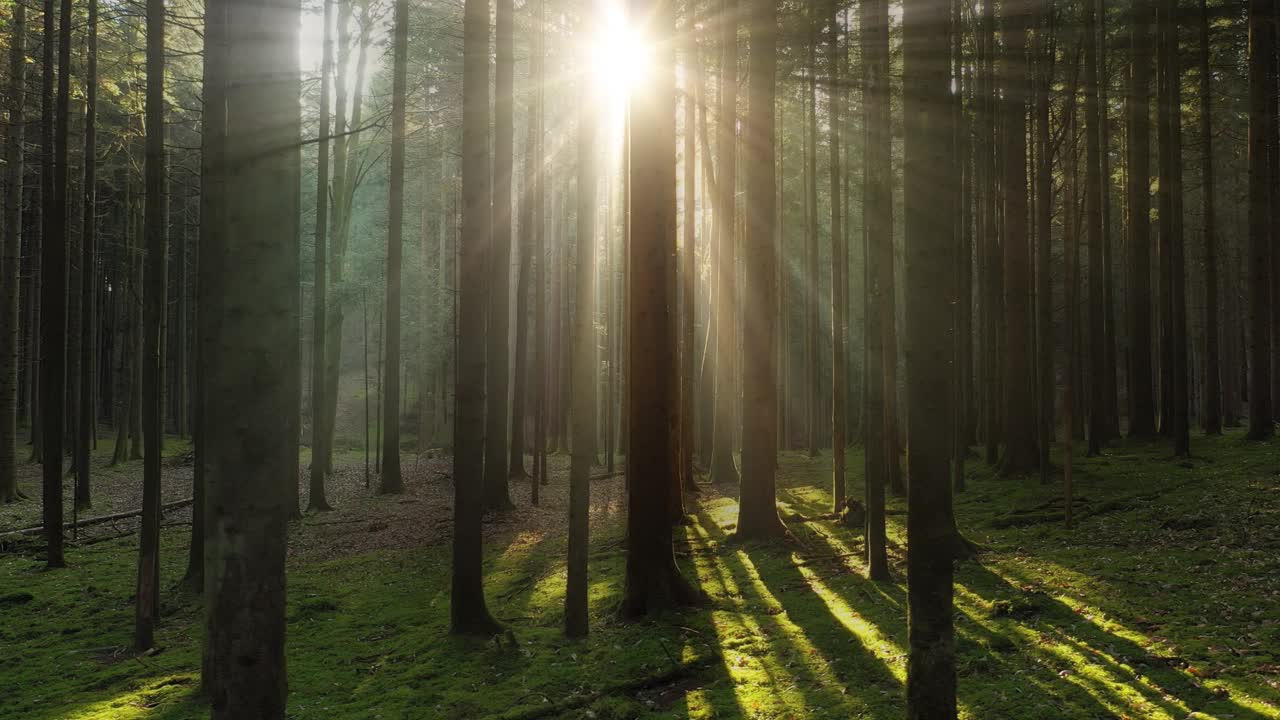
[0,0,27,504]
[379,0,408,495]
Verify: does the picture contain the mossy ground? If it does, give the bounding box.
[1,431,1278,719]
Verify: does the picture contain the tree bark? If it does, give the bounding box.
[483,0,515,509]
[309,0,336,511]
[1198,0,1221,434]
[379,0,408,495]
[710,0,740,486]
[621,0,698,619]
[903,0,958,709]
[828,0,846,512]
[453,0,503,635]
[0,0,27,503]
[736,0,786,541]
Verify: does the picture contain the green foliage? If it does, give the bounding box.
[1,433,1277,718]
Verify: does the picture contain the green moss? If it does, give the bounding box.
[2,431,1278,719]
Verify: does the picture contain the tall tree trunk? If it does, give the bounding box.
[680,10,697,494]
[1157,0,1188,455]
[75,0,99,511]
[903,0,957,710]
[621,0,698,619]
[379,0,408,495]
[483,0,515,509]
[566,33,598,636]
[862,0,890,580]
[805,9,821,459]
[41,0,73,569]
[201,0,297,707]
[736,0,786,541]
[309,0,336,511]
[1034,0,1053,480]
[509,115,532,478]
[1127,0,1156,437]
[531,0,546,502]
[1198,0,1221,434]
[710,0,740,486]
[0,0,27,503]
[999,0,1037,475]
[1084,0,1106,456]
[1247,0,1273,439]
[828,0,846,511]
[136,0,167,649]
[453,0,502,635]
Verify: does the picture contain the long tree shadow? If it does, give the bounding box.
[959,562,1277,720]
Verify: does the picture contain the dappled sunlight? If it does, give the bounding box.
[792,563,906,681]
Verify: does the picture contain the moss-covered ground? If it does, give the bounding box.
[2,431,1278,719]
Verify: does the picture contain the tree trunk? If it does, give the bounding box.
[483,0,515,509]
[621,0,698,619]
[379,0,408,495]
[1157,0,1188,455]
[998,0,1037,476]
[566,32,598,636]
[1198,0,1221,434]
[710,0,740,486]
[903,0,957,709]
[75,0,99,511]
[136,0,167,649]
[1127,0,1156,437]
[309,0,336,511]
[805,9,821,459]
[453,0,502,635]
[0,0,27,503]
[736,0,786,541]
[201,0,296,709]
[1246,0,1273,439]
[1084,0,1106,456]
[862,0,891,580]
[828,0,846,512]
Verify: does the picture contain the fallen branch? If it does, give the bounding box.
[1,497,194,538]
[499,656,715,720]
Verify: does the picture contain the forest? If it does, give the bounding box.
[1,0,1279,716]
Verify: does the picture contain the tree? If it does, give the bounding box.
[827,0,846,512]
[136,0,168,650]
[861,0,891,580]
[379,0,408,495]
[484,0,516,510]
[1126,0,1156,439]
[1084,0,1106,456]
[621,0,698,619]
[1198,0,1221,435]
[1246,0,1272,440]
[998,0,1037,476]
[735,0,787,541]
[453,0,502,636]
[201,0,299,709]
[76,0,100,512]
[805,4,821,459]
[566,30,597,636]
[903,0,957,711]
[0,0,27,504]
[310,0,336,511]
[41,0,73,570]
[710,0,740,487]
[1157,0,1188,456]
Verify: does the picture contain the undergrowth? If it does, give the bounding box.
[1,431,1277,719]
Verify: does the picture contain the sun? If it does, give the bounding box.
[589,6,651,107]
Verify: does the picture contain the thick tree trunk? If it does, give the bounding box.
[998,0,1038,476]
[1247,0,1273,439]
[0,0,27,503]
[737,0,786,541]
[1157,0,1189,455]
[903,0,957,710]
[621,0,698,619]
[453,0,502,635]
[201,0,297,709]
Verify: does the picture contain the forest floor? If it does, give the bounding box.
[1,431,1278,720]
